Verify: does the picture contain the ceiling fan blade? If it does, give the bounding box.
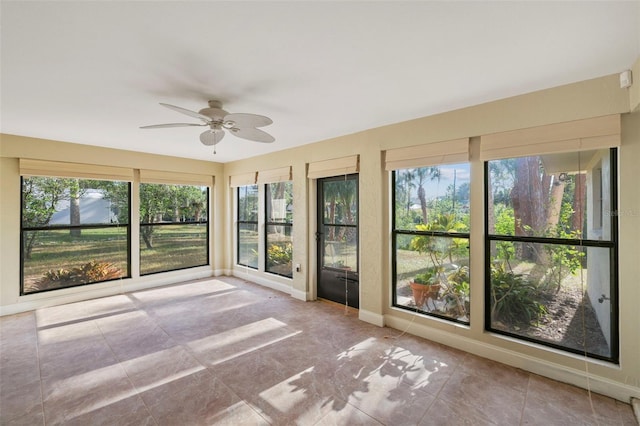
[224,113,273,128]
[229,127,275,143]
[160,103,212,123]
[200,129,225,146]
[140,123,207,129]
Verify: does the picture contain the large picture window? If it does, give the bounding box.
[392,164,471,323]
[21,177,130,294]
[265,182,293,278]
[237,184,259,268]
[139,183,209,275]
[485,148,618,361]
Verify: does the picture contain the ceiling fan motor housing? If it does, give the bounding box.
[198,100,228,123]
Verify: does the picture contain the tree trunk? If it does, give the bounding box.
[70,179,81,237]
[418,185,428,224]
[142,227,154,249]
[573,174,586,234]
[512,156,546,261]
[546,174,566,231]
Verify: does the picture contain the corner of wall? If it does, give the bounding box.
[629,56,640,112]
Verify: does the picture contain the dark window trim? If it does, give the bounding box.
[483,149,619,363]
[264,182,294,278]
[237,185,259,269]
[390,170,470,326]
[139,186,209,277]
[20,177,132,295]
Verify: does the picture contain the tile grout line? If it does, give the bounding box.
[519,374,532,426]
[125,287,265,425]
[94,313,159,426]
[34,311,46,426]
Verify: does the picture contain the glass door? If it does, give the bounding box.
[316,174,359,308]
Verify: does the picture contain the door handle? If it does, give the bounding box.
[315,231,322,242]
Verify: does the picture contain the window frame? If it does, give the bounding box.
[237,184,259,269]
[391,168,471,325]
[139,183,210,276]
[19,177,132,295]
[483,148,619,363]
[264,182,293,278]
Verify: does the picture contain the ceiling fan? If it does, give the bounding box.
[140,100,274,153]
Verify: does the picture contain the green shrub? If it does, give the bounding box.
[37,261,122,289]
[490,262,547,326]
[266,243,292,267]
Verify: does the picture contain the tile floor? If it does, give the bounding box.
[0,277,637,425]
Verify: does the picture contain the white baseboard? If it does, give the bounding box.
[290,288,308,301]
[385,315,640,403]
[0,269,213,317]
[359,309,385,327]
[232,270,292,295]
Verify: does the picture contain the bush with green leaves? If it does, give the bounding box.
[490,262,547,326]
[36,261,122,290]
[266,243,292,267]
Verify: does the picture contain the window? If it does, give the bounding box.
[392,164,471,323]
[21,177,130,294]
[485,149,617,361]
[237,184,259,268]
[139,183,209,275]
[265,182,293,277]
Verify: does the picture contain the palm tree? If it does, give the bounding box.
[416,166,440,223]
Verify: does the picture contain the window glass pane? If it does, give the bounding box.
[394,164,470,231]
[140,183,208,224]
[323,225,357,271]
[322,179,357,225]
[139,183,209,275]
[21,177,130,294]
[266,224,293,277]
[238,223,259,268]
[22,178,128,227]
[267,182,293,223]
[140,224,207,275]
[395,233,470,322]
[238,185,258,222]
[488,149,612,241]
[22,228,128,293]
[489,242,612,358]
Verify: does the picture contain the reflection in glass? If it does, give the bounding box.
[238,223,259,268]
[323,226,357,271]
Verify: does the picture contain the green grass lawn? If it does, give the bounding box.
[24,225,208,289]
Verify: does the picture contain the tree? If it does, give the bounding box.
[22,177,71,259]
[69,179,81,237]
[138,184,208,249]
[416,167,440,224]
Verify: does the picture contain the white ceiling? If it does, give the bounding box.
[2,1,639,163]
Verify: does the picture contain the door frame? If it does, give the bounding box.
[315,173,359,308]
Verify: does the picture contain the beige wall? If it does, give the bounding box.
[224,73,639,402]
[0,136,224,310]
[1,71,638,402]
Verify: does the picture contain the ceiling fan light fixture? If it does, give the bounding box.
[141,100,275,154]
